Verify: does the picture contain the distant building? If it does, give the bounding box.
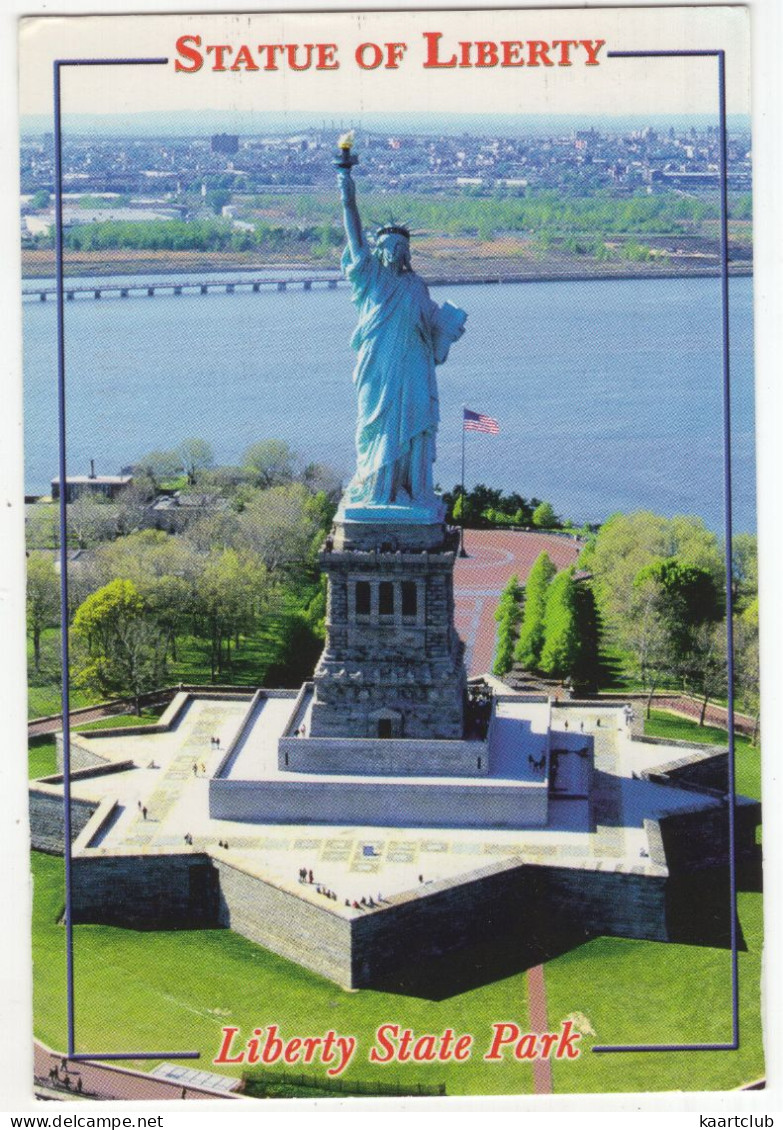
[51,461,133,503]
[211,133,239,155]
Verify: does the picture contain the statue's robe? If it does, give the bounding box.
[342,245,461,505]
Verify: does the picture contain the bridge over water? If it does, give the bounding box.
[22,275,347,302]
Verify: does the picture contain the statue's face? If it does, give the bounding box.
[375,232,411,273]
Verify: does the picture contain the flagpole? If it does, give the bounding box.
[459,404,467,557]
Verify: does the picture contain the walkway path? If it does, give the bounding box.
[527,965,553,1094]
[34,1041,240,1101]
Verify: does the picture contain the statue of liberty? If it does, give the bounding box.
[336,136,467,516]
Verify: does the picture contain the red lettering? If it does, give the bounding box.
[555,1020,582,1059]
[245,1028,263,1064]
[262,1024,283,1064]
[213,1026,245,1064]
[527,40,554,67]
[229,45,259,72]
[300,1036,321,1063]
[206,44,232,71]
[413,1035,437,1061]
[580,39,605,65]
[286,43,314,71]
[174,34,203,73]
[422,31,457,68]
[539,1032,558,1058]
[259,44,285,71]
[398,1028,414,1061]
[385,42,407,69]
[439,1028,455,1060]
[501,41,525,67]
[316,43,339,69]
[476,42,498,67]
[284,1037,302,1064]
[356,42,384,69]
[370,1023,398,1063]
[515,1033,538,1060]
[552,39,579,66]
[459,41,472,68]
[454,1035,472,1061]
[484,1022,520,1060]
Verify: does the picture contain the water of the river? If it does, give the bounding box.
[22,272,756,532]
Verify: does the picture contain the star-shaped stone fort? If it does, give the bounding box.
[31,512,759,990]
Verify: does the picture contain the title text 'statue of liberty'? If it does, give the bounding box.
[173,33,606,74]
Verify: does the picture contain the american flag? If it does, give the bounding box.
[463,408,500,435]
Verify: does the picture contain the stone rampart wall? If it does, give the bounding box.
[29,790,98,855]
[210,778,547,829]
[213,860,353,986]
[658,801,761,871]
[56,734,112,773]
[278,735,489,777]
[70,853,219,928]
[350,861,669,987]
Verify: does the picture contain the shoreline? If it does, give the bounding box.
[21,262,753,290]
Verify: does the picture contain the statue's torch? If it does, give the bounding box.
[334,130,358,170]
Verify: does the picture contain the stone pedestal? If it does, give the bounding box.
[309,518,466,742]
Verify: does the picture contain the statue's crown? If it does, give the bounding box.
[376,224,410,240]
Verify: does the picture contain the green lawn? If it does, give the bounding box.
[30,847,764,1096]
[546,893,764,1093]
[28,736,57,780]
[73,710,163,733]
[31,852,535,1097]
[644,709,761,801]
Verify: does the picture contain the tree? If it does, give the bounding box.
[237,483,326,572]
[492,574,522,677]
[205,189,231,215]
[571,582,602,694]
[191,549,268,681]
[178,437,214,485]
[734,598,760,744]
[731,533,758,610]
[67,495,118,548]
[514,552,556,669]
[686,621,728,726]
[91,530,199,662]
[26,554,60,671]
[539,567,581,679]
[532,501,558,529]
[31,189,50,209]
[630,557,722,714]
[71,579,168,713]
[242,440,296,489]
[580,511,725,667]
[135,449,182,486]
[26,504,59,550]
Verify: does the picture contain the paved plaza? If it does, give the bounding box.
[50,690,734,918]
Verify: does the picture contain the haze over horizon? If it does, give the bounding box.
[19,110,751,140]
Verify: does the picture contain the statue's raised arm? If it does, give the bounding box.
[338,168,364,262]
[335,131,363,262]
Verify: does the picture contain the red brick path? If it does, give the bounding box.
[527,965,554,1095]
